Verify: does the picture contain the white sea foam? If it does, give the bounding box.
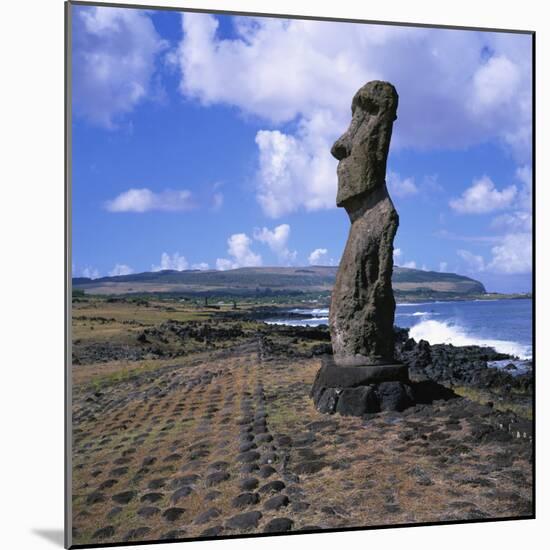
[265,317,329,327]
[289,308,329,317]
[396,311,438,318]
[409,319,531,359]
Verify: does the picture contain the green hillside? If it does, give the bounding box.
[73,265,486,300]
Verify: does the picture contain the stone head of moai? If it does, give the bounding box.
[331,80,399,219]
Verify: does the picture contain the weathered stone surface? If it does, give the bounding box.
[313,357,409,391]
[263,517,294,533]
[92,526,115,540]
[163,507,185,522]
[264,494,289,510]
[377,381,414,411]
[232,492,260,508]
[316,387,339,414]
[226,510,262,530]
[258,480,286,494]
[335,386,380,416]
[194,507,221,524]
[239,477,259,491]
[329,80,400,366]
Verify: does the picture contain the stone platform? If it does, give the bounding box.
[311,356,415,416]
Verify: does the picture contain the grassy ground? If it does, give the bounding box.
[70,296,533,546]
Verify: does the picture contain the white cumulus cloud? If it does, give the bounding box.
[387,172,418,198]
[108,264,134,276]
[491,211,532,232]
[191,262,210,270]
[449,176,516,214]
[73,6,167,128]
[308,248,328,265]
[152,252,189,271]
[393,248,402,261]
[253,224,297,264]
[81,266,100,279]
[394,249,417,269]
[105,188,195,213]
[216,233,262,270]
[488,233,532,274]
[457,249,486,272]
[174,14,532,217]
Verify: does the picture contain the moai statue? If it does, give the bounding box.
[311,81,412,416]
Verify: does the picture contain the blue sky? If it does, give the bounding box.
[71,5,533,293]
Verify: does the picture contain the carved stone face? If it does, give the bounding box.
[331,81,398,213]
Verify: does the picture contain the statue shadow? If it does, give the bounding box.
[410,380,459,404]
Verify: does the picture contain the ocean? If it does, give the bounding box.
[265,298,533,360]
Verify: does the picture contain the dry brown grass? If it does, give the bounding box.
[71,301,532,545]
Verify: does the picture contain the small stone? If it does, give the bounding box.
[163,507,186,522]
[160,529,187,540]
[239,477,259,491]
[259,480,286,494]
[201,526,224,537]
[141,492,164,503]
[86,492,106,505]
[164,453,182,462]
[240,463,260,474]
[107,507,122,519]
[98,479,118,490]
[171,486,194,503]
[148,478,166,489]
[259,465,276,478]
[137,506,160,518]
[112,491,135,504]
[264,494,289,511]
[255,433,273,444]
[263,518,293,533]
[194,507,221,524]
[226,511,262,530]
[92,526,115,540]
[232,492,260,508]
[239,441,257,453]
[237,451,261,463]
[205,471,230,487]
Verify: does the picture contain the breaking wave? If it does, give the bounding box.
[289,308,329,317]
[409,319,531,360]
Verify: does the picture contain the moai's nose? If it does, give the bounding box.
[331,134,352,161]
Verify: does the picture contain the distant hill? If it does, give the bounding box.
[72,265,486,299]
